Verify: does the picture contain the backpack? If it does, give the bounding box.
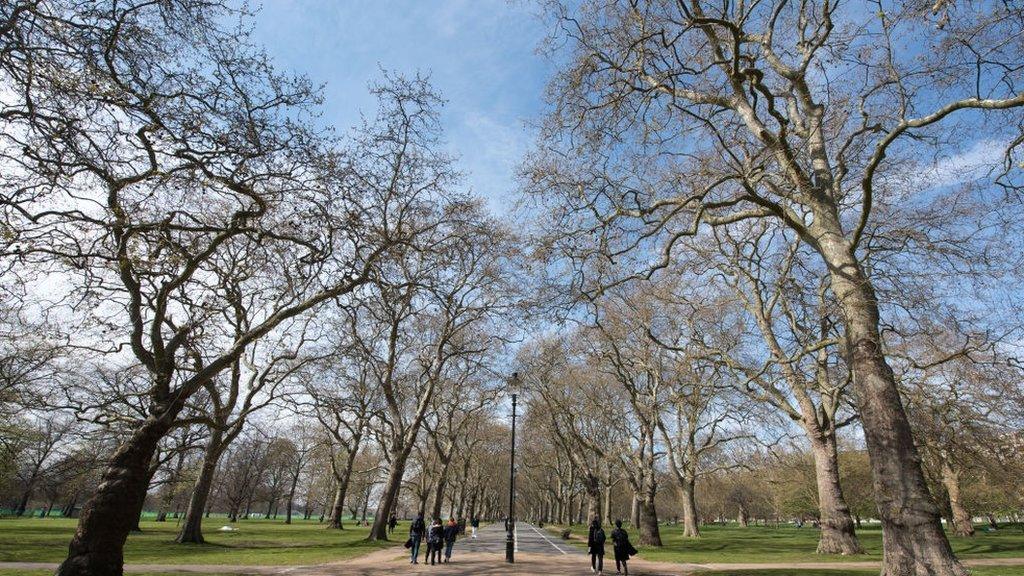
[593,527,606,546]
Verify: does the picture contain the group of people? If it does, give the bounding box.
[587,518,638,576]
[406,512,481,565]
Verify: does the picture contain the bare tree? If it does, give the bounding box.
[306,345,376,530]
[423,363,499,521]
[9,413,75,516]
[525,2,1024,572]
[366,203,513,540]
[1,3,457,572]
[176,291,320,543]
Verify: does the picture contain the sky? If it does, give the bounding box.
[249,0,553,214]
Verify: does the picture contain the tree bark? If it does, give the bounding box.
[56,415,170,576]
[430,465,450,521]
[176,430,224,544]
[822,234,968,576]
[810,433,864,554]
[327,483,346,529]
[582,473,601,522]
[368,441,414,540]
[603,481,612,526]
[940,459,975,537]
[637,492,662,546]
[285,471,300,525]
[468,486,478,522]
[680,477,701,538]
[15,489,30,517]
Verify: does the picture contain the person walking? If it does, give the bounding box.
[471,516,479,538]
[587,516,606,575]
[610,519,636,575]
[443,517,459,563]
[408,513,426,564]
[388,514,398,535]
[427,518,444,565]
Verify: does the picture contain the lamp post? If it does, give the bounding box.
[506,372,519,563]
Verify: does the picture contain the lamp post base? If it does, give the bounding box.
[505,521,515,563]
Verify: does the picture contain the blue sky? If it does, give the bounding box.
[250,0,552,213]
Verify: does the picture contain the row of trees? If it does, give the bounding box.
[3,4,1024,576]
[512,321,1022,548]
[516,1,1024,575]
[0,2,521,575]
[2,409,513,531]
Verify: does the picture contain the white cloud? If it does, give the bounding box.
[907,138,1006,192]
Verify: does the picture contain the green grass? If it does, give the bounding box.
[0,517,398,565]
[704,565,1024,569]
[549,522,1024,565]
[0,569,228,573]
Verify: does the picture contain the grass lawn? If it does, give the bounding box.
[704,565,1024,569]
[0,517,398,565]
[0,569,226,573]
[549,522,1024,565]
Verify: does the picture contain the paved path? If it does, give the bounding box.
[6,524,1024,575]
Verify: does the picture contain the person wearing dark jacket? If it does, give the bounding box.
[610,519,636,575]
[388,514,398,535]
[471,516,480,538]
[587,517,606,575]
[443,517,459,562]
[427,518,444,565]
[409,513,426,564]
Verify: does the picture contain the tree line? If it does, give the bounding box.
[2,3,1024,576]
[0,2,521,575]
[514,1,1024,575]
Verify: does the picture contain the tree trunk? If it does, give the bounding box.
[637,491,662,546]
[603,481,612,526]
[582,474,601,522]
[468,487,478,522]
[822,235,968,576]
[176,430,224,544]
[456,460,470,520]
[738,503,749,527]
[810,433,864,554]
[15,489,30,517]
[630,493,640,528]
[680,477,701,538]
[56,415,171,576]
[327,479,347,529]
[940,459,975,537]
[431,463,450,521]
[62,494,78,518]
[566,492,574,525]
[285,472,300,525]
[368,441,413,540]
